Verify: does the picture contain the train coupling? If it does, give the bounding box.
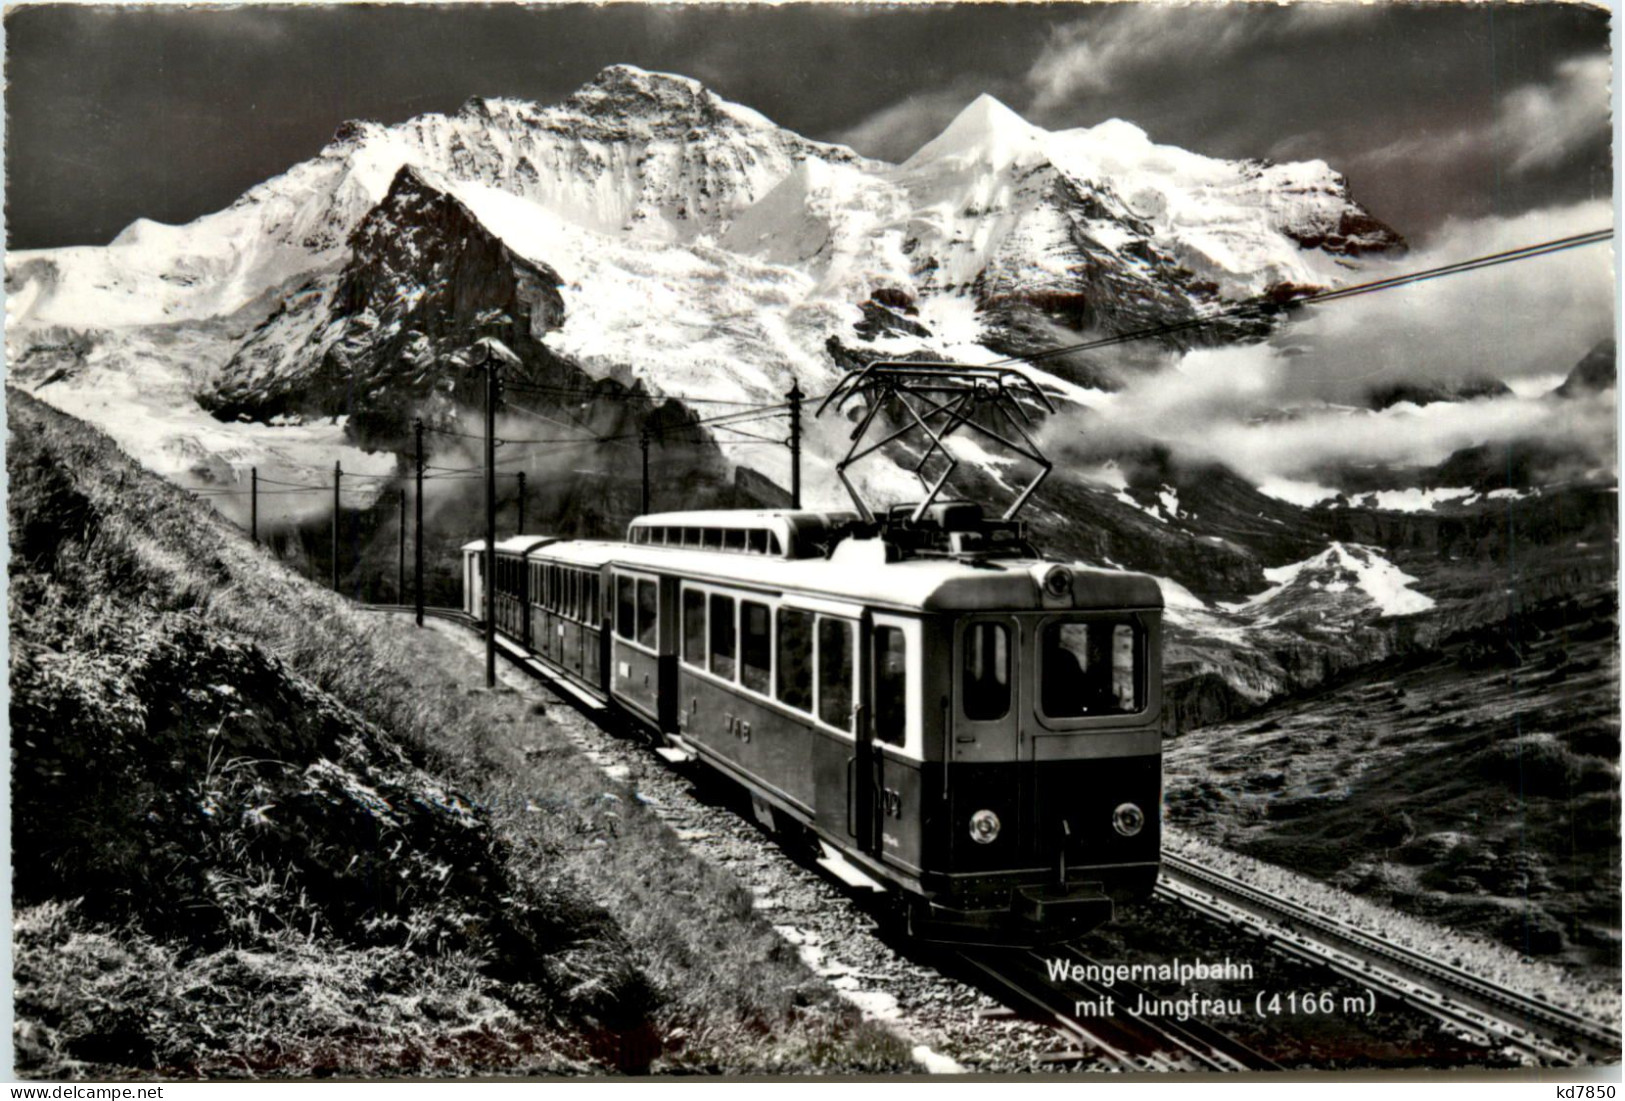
[907,882,1114,948]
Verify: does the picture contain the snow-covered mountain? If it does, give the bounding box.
[7,63,1413,513]
[6,64,1614,732]
[8,64,1401,370]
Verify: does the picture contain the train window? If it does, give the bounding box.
[818,618,854,731]
[748,529,767,554]
[682,588,706,667]
[962,621,1010,721]
[741,601,771,694]
[569,571,580,620]
[637,579,658,648]
[708,594,736,679]
[1040,620,1142,717]
[704,528,723,550]
[616,575,634,639]
[587,575,599,621]
[682,527,700,548]
[769,533,784,556]
[724,529,746,552]
[874,626,907,746]
[776,609,814,711]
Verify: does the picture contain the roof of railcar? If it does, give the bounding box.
[465,535,1163,612]
[462,535,559,555]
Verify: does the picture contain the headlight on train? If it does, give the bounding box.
[1042,565,1073,599]
[1112,802,1145,837]
[969,809,1001,845]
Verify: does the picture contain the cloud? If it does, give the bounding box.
[1038,199,1616,484]
[1027,8,1250,113]
[834,89,981,162]
[1500,54,1613,174]
[1356,53,1611,179]
[1025,5,1374,115]
[1277,199,1615,393]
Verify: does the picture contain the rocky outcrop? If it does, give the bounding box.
[1364,377,1514,410]
[1554,338,1618,398]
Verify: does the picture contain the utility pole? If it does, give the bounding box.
[787,378,803,509]
[250,467,258,545]
[482,346,499,689]
[398,488,406,603]
[414,418,425,628]
[332,461,342,593]
[516,471,526,533]
[640,426,651,516]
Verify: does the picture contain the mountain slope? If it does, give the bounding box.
[16,64,1607,736]
[7,66,1401,400]
[8,388,914,1076]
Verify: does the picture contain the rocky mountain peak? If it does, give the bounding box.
[1554,338,1618,398]
[906,92,1044,168]
[555,63,751,138]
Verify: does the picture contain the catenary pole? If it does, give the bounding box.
[332,461,342,593]
[516,470,526,533]
[787,378,803,509]
[250,467,258,545]
[640,426,651,515]
[484,349,498,689]
[414,418,424,627]
[398,488,406,602]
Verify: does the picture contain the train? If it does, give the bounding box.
[462,500,1163,946]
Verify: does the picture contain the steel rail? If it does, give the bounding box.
[1159,853,1620,1064]
[358,604,475,627]
[359,605,1614,1067]
[954,946,1279,1072]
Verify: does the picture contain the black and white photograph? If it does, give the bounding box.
[3,0,1619,1083]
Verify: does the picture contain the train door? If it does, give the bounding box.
[950,615,1023,865]
[869,613,923,872]
[609,567,663,728]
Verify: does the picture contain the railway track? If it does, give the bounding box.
[1159,853,1621,1064]
[359,604,474,627]
[362,605,1618,1069]
[953,945,1278,1072]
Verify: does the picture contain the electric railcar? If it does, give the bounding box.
[462,502,1163,945]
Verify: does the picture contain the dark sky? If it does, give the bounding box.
[4,2,1614,250]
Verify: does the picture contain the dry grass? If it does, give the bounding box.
[8,389,910,1078]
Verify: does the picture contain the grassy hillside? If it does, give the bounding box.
[1165,591,1620,972]
[7,389,907,1078]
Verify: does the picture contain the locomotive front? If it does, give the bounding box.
[845,511,1163,945]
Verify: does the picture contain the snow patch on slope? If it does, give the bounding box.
[1344,487,1477,512]
[1237,543,1435,618]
